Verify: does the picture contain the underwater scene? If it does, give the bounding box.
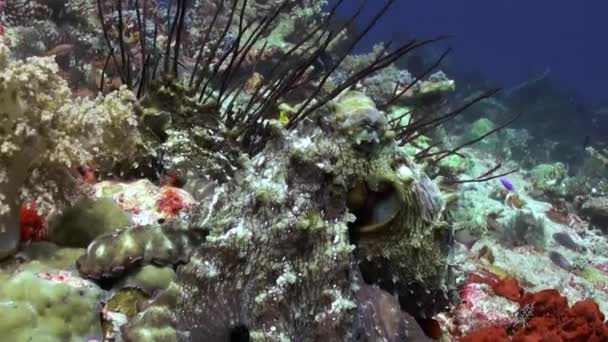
[1,0,607,341]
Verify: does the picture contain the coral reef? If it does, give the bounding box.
[4,0,608,341]
[501,211,546,248]
[579,196,608,230]
[462,288,608,341]
[4,0,102,91]
[461,118,499,152]
[0,42,149,259]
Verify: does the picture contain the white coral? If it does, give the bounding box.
[0,42,147,259]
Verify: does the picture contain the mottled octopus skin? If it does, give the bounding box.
[72,90,448,342]
[79,92,452,341]
[76,223,206,281]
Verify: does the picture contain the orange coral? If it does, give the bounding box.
[520,289,568,317]
[463,289,608,342]
[462,327,510,342]
[465,272,523,302]
[157,188,185,217]
[492,277,523,302]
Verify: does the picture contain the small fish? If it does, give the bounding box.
[499,177,514,191]
[44,44,75,57]
[549,251,571,271]
[552,232,586,253]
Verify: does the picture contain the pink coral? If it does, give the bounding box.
[454,274,520,335]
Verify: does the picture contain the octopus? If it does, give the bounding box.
[76,90,453,341]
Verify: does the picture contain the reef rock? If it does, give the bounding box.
[580,196,608,230]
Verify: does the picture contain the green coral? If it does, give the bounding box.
[264,14,296,48]
[461,118,499,152]
[120,265,176,294]
[388,105,412,128]
[419,78,456,94]
[0,242,83,271]
[102,287,150,339]
[438,154,470,175]
[579,266,608,285]
[0,262,104,341]
[50,198,133,248]
[529,162,567,196]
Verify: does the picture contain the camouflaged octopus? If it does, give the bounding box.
[77,90,452,341]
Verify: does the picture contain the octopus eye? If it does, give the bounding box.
[347,179,402,242]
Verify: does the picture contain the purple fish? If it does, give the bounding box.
[549,251,572,271]
[553,232,586,253]
[500,177,514,191]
